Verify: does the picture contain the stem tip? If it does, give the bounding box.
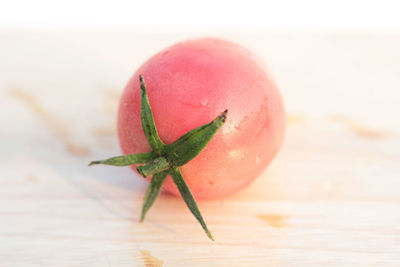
[207,231,215,241]
[136,166,146,177]
[88,161,100,166]
[220,109,228,123]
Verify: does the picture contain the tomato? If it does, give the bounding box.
[117,38,285,200]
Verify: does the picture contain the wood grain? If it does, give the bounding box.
[1,32,399,266]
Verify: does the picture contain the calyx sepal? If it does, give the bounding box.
[89,75,227,241]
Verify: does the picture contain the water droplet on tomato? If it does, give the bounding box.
[229,150,244,159]
[200,99,208,106]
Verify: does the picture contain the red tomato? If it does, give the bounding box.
[118,38,285,200]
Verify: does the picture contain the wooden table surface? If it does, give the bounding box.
[1,31,399,266]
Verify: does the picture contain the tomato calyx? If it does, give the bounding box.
[89,75,228,241]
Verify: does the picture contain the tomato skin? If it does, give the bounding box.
[118,38,285,200]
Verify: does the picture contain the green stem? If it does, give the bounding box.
[136,157,169,177]
[164,110,227,167]
[169,167,214,241]
[140,171,168,222]
[140,75,164,154]
[90,75,228,241]
[89,152,152,166]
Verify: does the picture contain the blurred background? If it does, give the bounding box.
[1,0,400,266]
[2,0,400,31]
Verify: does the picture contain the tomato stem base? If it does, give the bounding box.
[89,75,227,241]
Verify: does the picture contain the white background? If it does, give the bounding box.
[1,0,400,31]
